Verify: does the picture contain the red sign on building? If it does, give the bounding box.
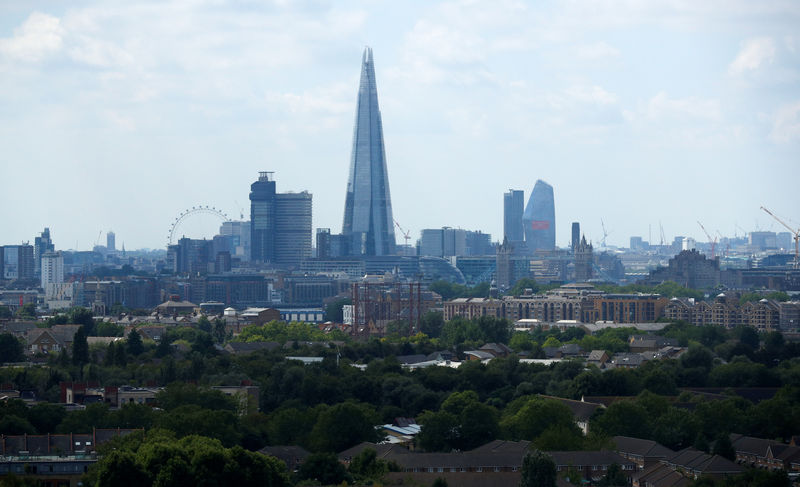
[530,221,550,230]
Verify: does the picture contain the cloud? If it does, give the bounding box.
[769,101,800,143]
[575,41,620,60]
[729,37,776,75]
[643,92,721,121]
[0,12,64,62]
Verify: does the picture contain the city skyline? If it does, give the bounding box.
[1,1,798,251]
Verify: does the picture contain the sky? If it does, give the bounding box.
[1,0,799,251]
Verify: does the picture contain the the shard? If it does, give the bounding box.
[523,179,556,252]
[342,47,396,256]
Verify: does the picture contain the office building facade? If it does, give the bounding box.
[341,47,396,256]
[504,190,525,243]
[34,228,54,277]
[2,244,34,280]
[522,179,555,252]
[249,172,312,267]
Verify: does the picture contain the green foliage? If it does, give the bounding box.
[417,390,499,452]
[309,401,380,452]
[429,280,489,301]
[236,320,348,344]
[15,303,36,319]
[95,321,123,337]
[155,383,237,412]
[0,333,25,362]
[507,278,540,297]
[127,329,144,356]
[597,463,628,486]
[88,433,288,487]
[299,452,350,485]
[72,326,89,366]
[348,447,399,483]
[0,305,13,319]
[420,311,445,338]
[520,450,557,487]
[325,297,351,323]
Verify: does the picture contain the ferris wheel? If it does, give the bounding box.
[167,206,230,246]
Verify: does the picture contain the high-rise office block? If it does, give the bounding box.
[504,190,524,242]
[523,180,555,252]
[571,222,580,252]
[249,172,312,267]
[107,231,116,251]
[3,244,34,280]
[41,251,64,287]
[275,192,312,266]
[219,221,251,260]
[250,171,277,263]
[34,228,54,276]
[341,47,396,256]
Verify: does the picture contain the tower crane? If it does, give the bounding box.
[760,206,800,269]
[716,230,729,258]
[393,219,411,247]
[696,221,717,259]
[600,219,612,248]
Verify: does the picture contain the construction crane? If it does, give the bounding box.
[760,206,800,269]
[600,219,612,248]
[696,221,717,259]
[393,219,411,247]
[717,230,729,258]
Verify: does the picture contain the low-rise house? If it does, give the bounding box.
[728,433,800,470]
[0,429,140,486]
[548,450,636,482]
[479,343,513,357]
[586,350,609,368]
[633,448,743,487]
[539,395,604,435]
[629,335,679,353]
[613,436,675,469]
[223,341,280,355]
[463,350,495,362]
[609,353,646,369]
[558,343,583,357]
[258,446,310,472]
[26,325,81,355]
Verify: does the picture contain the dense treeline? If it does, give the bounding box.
[2,308,800,486]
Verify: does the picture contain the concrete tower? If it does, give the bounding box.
[522,180,556,252]
[341,47,396,256]
[503,190,525,243]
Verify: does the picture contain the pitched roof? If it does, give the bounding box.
[613,436,675,459]
[547,450,634,468]
[224,341,280,354]
[587,350,608,361]
[633,462,691,487]
[538,395,603,421]
[730,433,781,457]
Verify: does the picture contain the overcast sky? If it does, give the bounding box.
[1,0,798,251]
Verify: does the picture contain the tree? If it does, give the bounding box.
[127,329,144,356]
[94,450,149,487]
[325,297,351,323]
[309,402,379,452]
[72,326,89,366]
[197,315,212,333]
[520,450,556,487]
[213,318,227,343]
[420,311,445,338]
[15,303,36,319]
[348,447,399,482]
[711,433,735,461]
[508,278,539,297]
[0,333,25,362]
[0,305,12,319]
[597,463,628,486]
[298,452,350,485]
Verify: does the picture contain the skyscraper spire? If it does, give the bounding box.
[342,46,396,256]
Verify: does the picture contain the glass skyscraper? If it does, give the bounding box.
[522,179,556,251]
[341,47,396,256]
[503,190,524,242]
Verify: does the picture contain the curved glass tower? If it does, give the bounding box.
[342,47,396,256]
[522,179,556,252]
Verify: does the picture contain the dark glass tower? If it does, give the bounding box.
[503,190,524,242]
[522,180,555,252]
[341,47,396,256]
[250,171,277,263]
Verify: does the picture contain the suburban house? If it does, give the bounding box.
[548,450,637,482]
[613,436,676,469]
[633,448,744,487]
